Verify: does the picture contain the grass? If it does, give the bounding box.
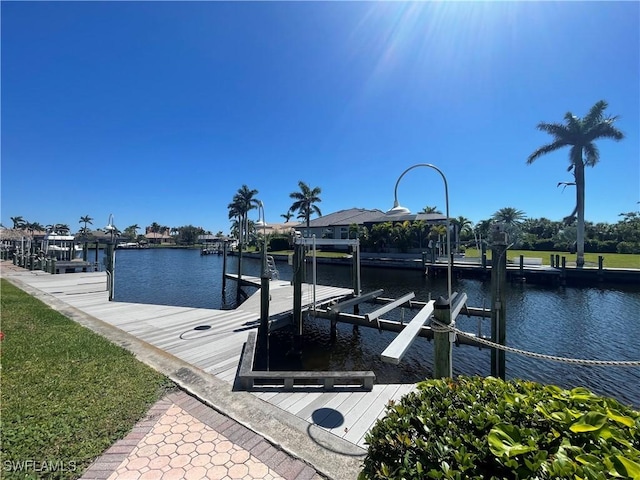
[462,248,640,269]
[0,279,175,480]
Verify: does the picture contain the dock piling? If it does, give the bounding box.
[292,242,304,352]
[433,297,452,378]
[490,227,507,379]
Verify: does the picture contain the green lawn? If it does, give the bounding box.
[0,279,175,480]
[462,248,640,269]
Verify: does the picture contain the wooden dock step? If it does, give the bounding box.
[381,300,435,365]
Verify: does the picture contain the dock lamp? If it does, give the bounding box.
[388,164,454,378]
[256,201,270,358]
[387,163,453,308]
[105,214,117,301]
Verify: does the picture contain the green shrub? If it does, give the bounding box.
[360,376,639,480]
[269,236,291,251]
[534,239,557,251]
[618,242,640,254]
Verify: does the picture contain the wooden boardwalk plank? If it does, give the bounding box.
[323,389,380,437]
[344,384,401,446]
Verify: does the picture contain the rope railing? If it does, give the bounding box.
[431,319,640,367]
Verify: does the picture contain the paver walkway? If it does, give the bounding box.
[81,391,323,480]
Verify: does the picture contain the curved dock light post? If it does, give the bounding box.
[105,214,117,301]
[256,201,270,363]
[389,163,454,378]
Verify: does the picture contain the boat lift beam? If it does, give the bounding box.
[328,289,384,314]
[365,292,415,322]
[381,300,435,365]
[311,309,486,348]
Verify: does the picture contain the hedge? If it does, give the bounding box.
[360,376,639,480]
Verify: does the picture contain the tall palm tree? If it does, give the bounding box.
[527,100,624,267]
[492,207,526,245]
[79,215,93,236]
[492,207,526,226]
[227,185,259,244]
[289,181,322,237]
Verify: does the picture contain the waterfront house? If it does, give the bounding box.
[144,231,175,245]
[300,208,385,240]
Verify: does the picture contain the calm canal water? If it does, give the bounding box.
[109,248,640,408]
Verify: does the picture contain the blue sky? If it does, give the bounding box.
[2,1,638,235]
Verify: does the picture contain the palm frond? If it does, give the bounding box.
[583,143,600,167]
[583,100,608,129]
[527,140,568,164]
[536,122,570,138]
[585,120,625,143]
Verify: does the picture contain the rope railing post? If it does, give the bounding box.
[490,225,508,379]
[433,296,453,378]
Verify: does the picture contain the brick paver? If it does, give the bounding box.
[81,391,324,480]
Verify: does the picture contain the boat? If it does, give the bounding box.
[117,242,141,249]
[43,233,82,261]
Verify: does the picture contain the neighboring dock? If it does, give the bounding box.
[1,263,420,479]
[234,251,640,286]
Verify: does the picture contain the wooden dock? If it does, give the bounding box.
[2,267,417,449]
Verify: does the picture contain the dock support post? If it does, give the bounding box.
[433,296,453,378]
[351,242,361,314]
[106,242,115,300]
[292,242,304,353]
[481,243,487,269]
[330,318,337,341]
[490,227,507,379]
[258,238,270,368]
[236,242,243,307]
[221,241,228,302]
[598,255,604,282]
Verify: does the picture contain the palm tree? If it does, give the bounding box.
[289,181,322,237]
[55,224,70,235]
[280,210,294,222]
[527,100,624,267]
[10,216,25,229]
[419,206,442,214]
[492,207,526,226]
[454,216,473,236]
[130,224,140,238]
[227,185,259,244]
[451,216,473,251]
[492,207,526,245]
[79,215,93,236]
